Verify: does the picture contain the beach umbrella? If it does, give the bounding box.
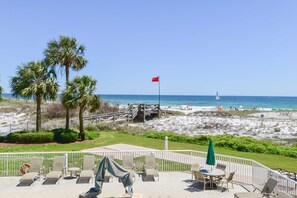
[206,139,216,166]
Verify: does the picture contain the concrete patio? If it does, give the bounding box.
[0,172,249,198]
[1,145,294,197]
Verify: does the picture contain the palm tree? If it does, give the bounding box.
[61,76,101,140]
[44,35,88,130]
[11,61,59,131]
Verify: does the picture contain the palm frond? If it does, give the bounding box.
[44,35,88,79]
[61,75,101,112]
[10,60,59,100]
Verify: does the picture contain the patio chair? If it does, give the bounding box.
[220,171,235,192]
[144,155,159,181]
[44,156,66,184]
[234,177,279,198]
[214,163,227,182]
[20,157,44,184]
[122,155,136,181]
[193,170,210,191]
[104,155,114,182]
[78,155,96,183]
[190,163,201,180]
[216,163,227,171]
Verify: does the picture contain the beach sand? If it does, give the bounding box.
[1,107,297,142]
[130,111,297,142]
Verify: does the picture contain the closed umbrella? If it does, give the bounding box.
[79,156,133,198]
[206,139,216,167]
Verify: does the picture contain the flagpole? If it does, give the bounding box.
[158,76,160,117]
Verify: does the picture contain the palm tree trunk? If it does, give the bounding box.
[79,106,85,140]
[0,86,3,101]
[65,65,70,130]
[36,94,42,132]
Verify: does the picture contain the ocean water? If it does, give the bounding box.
[99,94,297,110]
[3,93,297,110]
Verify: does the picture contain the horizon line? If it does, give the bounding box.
[3,93,297,98]
[96,93,297,97]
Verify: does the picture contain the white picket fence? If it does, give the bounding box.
[0,150,296,196]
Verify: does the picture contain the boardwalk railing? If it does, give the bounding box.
[0,150,296,196]
[0,119,77,135]
[138,104,160,113]
[83,103,160,123]
[84,111,132,122]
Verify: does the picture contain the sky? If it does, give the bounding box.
[0,0,297,96]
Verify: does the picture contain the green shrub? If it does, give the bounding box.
[7,131,54,144]
[85,131,100,140]
[59,132,78,143]
[234,143,249,152]
[285,149,297,158]
[193,135,210,143]
[52,128,78,143]
[0,136,5,142]
[265,146,280,155]
[143,132,297,158]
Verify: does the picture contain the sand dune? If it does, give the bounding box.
[131,111,297,141]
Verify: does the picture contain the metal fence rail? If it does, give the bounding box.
[0,119,78,135]
[0,150,296,196]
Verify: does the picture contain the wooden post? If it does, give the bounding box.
[143,104,145,123]
[158,104,161,118]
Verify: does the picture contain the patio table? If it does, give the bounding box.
[200,168,225,189]
[68,167,80,178]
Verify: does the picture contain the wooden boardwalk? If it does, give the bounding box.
[83,104,160,122]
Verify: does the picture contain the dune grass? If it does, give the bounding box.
[224,110,260,117]
[0,131,296,172]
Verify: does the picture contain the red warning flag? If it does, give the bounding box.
[152,76,159,82]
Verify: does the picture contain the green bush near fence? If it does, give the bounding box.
[7,131,54,144]
[51,128,78,143]
[4,129,100,144]
[85,131,101,140]
[143,133,297,158]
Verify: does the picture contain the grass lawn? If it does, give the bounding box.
[0,131,296,172]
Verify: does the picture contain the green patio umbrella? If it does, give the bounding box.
[206,139,216,166]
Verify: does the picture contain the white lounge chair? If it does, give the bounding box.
[144,155,159,181]
[20,157,44,185]
[122,155,136,181]
[276,191,293,198]
[45,156,66,184]
[78,155,96,183]
[234,177,278,198]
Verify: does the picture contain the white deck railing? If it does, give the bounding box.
[0,150,296,196]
